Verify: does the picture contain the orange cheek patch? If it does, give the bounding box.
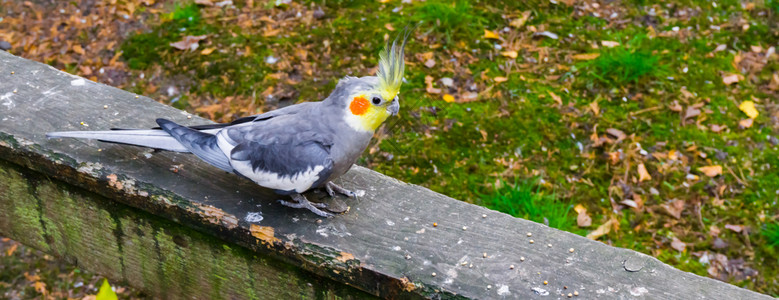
[349,96,370,115]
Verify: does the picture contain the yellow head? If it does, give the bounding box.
[342,30,411,132]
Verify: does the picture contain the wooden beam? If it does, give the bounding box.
[0,50,771,299]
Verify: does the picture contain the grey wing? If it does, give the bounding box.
[227,130,335,194]
[156,118,234,172]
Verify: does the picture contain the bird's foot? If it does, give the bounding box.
[325,181,365,199]
[278,193,333,217]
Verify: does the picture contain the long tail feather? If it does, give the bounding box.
[46,129,190,152]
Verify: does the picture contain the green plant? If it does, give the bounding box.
[481,178,575,231]
[582,34,664,87]
[764,222,779,247]
[411,0,487,43]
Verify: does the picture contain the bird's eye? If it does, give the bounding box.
[372,97,382,105]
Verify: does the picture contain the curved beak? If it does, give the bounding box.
[387,97,400,116]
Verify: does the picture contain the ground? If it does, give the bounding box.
[1,0,778,297]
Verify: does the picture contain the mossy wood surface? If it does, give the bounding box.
[0,51,771,299]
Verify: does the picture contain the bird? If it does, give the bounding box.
[47,30,412,217]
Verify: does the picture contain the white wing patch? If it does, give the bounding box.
[232,161,325,193]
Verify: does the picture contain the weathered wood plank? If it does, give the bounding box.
[0,159,374,299]
[0,50,771,299]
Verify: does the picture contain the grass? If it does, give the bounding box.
[764,222,779,247]
[582,35,665,87]
[481,179,577,232]
[411,0,488,44]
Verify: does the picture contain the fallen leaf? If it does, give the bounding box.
[33,281,47,296]
[73,44,85,55]
[739,118,754,128]
[548,91,562,105]
[200,47,215,55]
[606,128,626,142]
[713,44,727,52]
[601,40,620,48]
[586,218,616,240]
[589,100,600,116]
[484,29,500,40]
[170,35,207,51]
[662,199,685,219]
[574,204,592,227]
[671,237,686,252]
[697,165,722,177]
[494,76,508,83]
[424,75,441,94]
[684,106,701,120]
[443,94,455,103]
[500,50,518,58]
[722,73,743,85]
[5,243,18,256]
[638,163,652,182]
[510,11,532,28]
[710,124,727,133]
[195,0,213,5]
[424,58,436,68]
[384,23,395,31]
[725,224,745,233]
[738,100,759,119]
[572,53,600,60]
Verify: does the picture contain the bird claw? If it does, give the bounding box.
[278,194,333,217]
[325,181,364,199]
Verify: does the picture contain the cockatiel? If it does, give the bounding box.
[47,30,411,217]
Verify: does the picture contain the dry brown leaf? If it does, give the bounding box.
[574,204,591,227]
[195,0,213,5]
[697,165,722,177]
[739,118,754,128]
[200,47,215,55]
[384,23,395,31]
[662,199,685,219]
[170,35,207,51]
[586,218,616,240]
[710,124,727,133]
[548,91,562,105]
[589,100,600,116]
[510,11,532,28]
[494,76,508,83]
[73,44,85,55]
[606,128,626,142]
[424,58,436,68]
[572,53,600,60]
[671,237,686,252]
[500,50,518,58]
[725,224,745,233]
[638,163,652,182]
[722,73,743,85]
[424,75,441,94]
[5,243,17,256]
[601,40,620,48]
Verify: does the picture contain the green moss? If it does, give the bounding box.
[481,178,578,232]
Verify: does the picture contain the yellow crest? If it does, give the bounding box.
[377,28,413,101]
